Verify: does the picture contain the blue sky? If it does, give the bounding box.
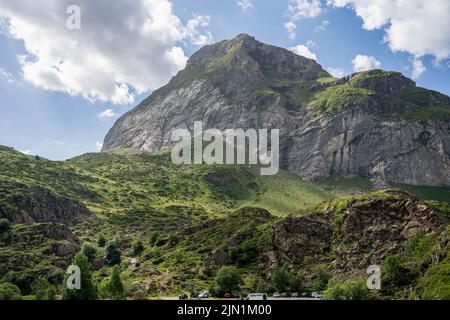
[0,0,449,160]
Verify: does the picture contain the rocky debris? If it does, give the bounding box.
[267,191,449,278]
[0,182,91,223]
[102,34,450,187]
[50,240,79,257]
[212,249,232,265]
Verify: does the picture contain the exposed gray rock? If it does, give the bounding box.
[103,34,450,186]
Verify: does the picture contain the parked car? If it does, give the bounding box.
[281,292,289,298]
[178,294,188,300]
[291,292,299,298]
[224,292,232,298]
[198,291,209,299]
[246,293,268,301]
[311,291,324,299]
[302,292,311,298]
[272,292,281,298]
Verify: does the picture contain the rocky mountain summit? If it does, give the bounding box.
[103,34,450,187]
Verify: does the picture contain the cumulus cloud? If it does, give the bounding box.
[96,141,103,152]
[352,54,381,72]
[0,0,212,104]
[99,109,117,120]
[327,67,345,78]
[289,44,318,61]
[327,0,450,78]
[284,21,298,40]
[285,0,323,40]
[237,0,253,12]
[411,58,426,80]
[289,0,323,20]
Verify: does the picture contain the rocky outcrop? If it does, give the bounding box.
[269,190,449,278]
[103,34,450,187]
[0,181,90,223]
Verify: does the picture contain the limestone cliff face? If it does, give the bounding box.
[103,34,450,186]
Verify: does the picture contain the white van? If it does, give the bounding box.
[246,293,268,300]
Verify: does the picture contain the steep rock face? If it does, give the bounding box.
[103,34,450,186]
[0,181,90,223]
[270,190,449,278]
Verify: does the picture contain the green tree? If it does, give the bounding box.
[382,255,416,295]
[324,279,379,300]
[311,265,330,291]
[214,266,243,294]
[104,266,125,300]
[103,240,121,266]
[32,277,56,300]
[62,253,98,300]
[272,265,291,292]
[149,231,160,246]
[81,242,97,261]
[131,240,144,256]
[0,282,22,300]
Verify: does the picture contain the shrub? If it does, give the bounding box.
[324,279,379,300]
[214,266,243,294]
[81,242,97,261]
[32,277,56,300]
[149,231,160,246]
[97,235,107,247]
[311,265,331,291]
[0,282,22,300]
[131,240,144,256]
[103,240,121,266]
[382,255,416,295]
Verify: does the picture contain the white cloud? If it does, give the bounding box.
[327,0,450,75]
[288,0,323,20]
[285,0,323,40]
[411,58,426,80]
[289,44,318,61]
[0,67,14,83]
[0,0,212,104]
[352,54,381,72]
[327,67,345,78]
[96,141,103,152]
[99,109,117,119]
[284,21,297,40]
[237,0,253,12]
[314,20,330,33]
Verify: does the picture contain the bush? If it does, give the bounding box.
[131,240,144,256]
[81,242,97,261]
[100,266,125,300]
[382,255,416,295]
[103,240,121,266]
[97,235,107,247]
[324,279,379,300]
[149,231,160,246]
[311,265,330,291]
[0,282,22,300]
[32,277,56,300]
[214,266,243,294]
[272,265,291,292]
[62,253,98,300]
[0,219,11,234]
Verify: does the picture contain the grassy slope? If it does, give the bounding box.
[1,146,449,298]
